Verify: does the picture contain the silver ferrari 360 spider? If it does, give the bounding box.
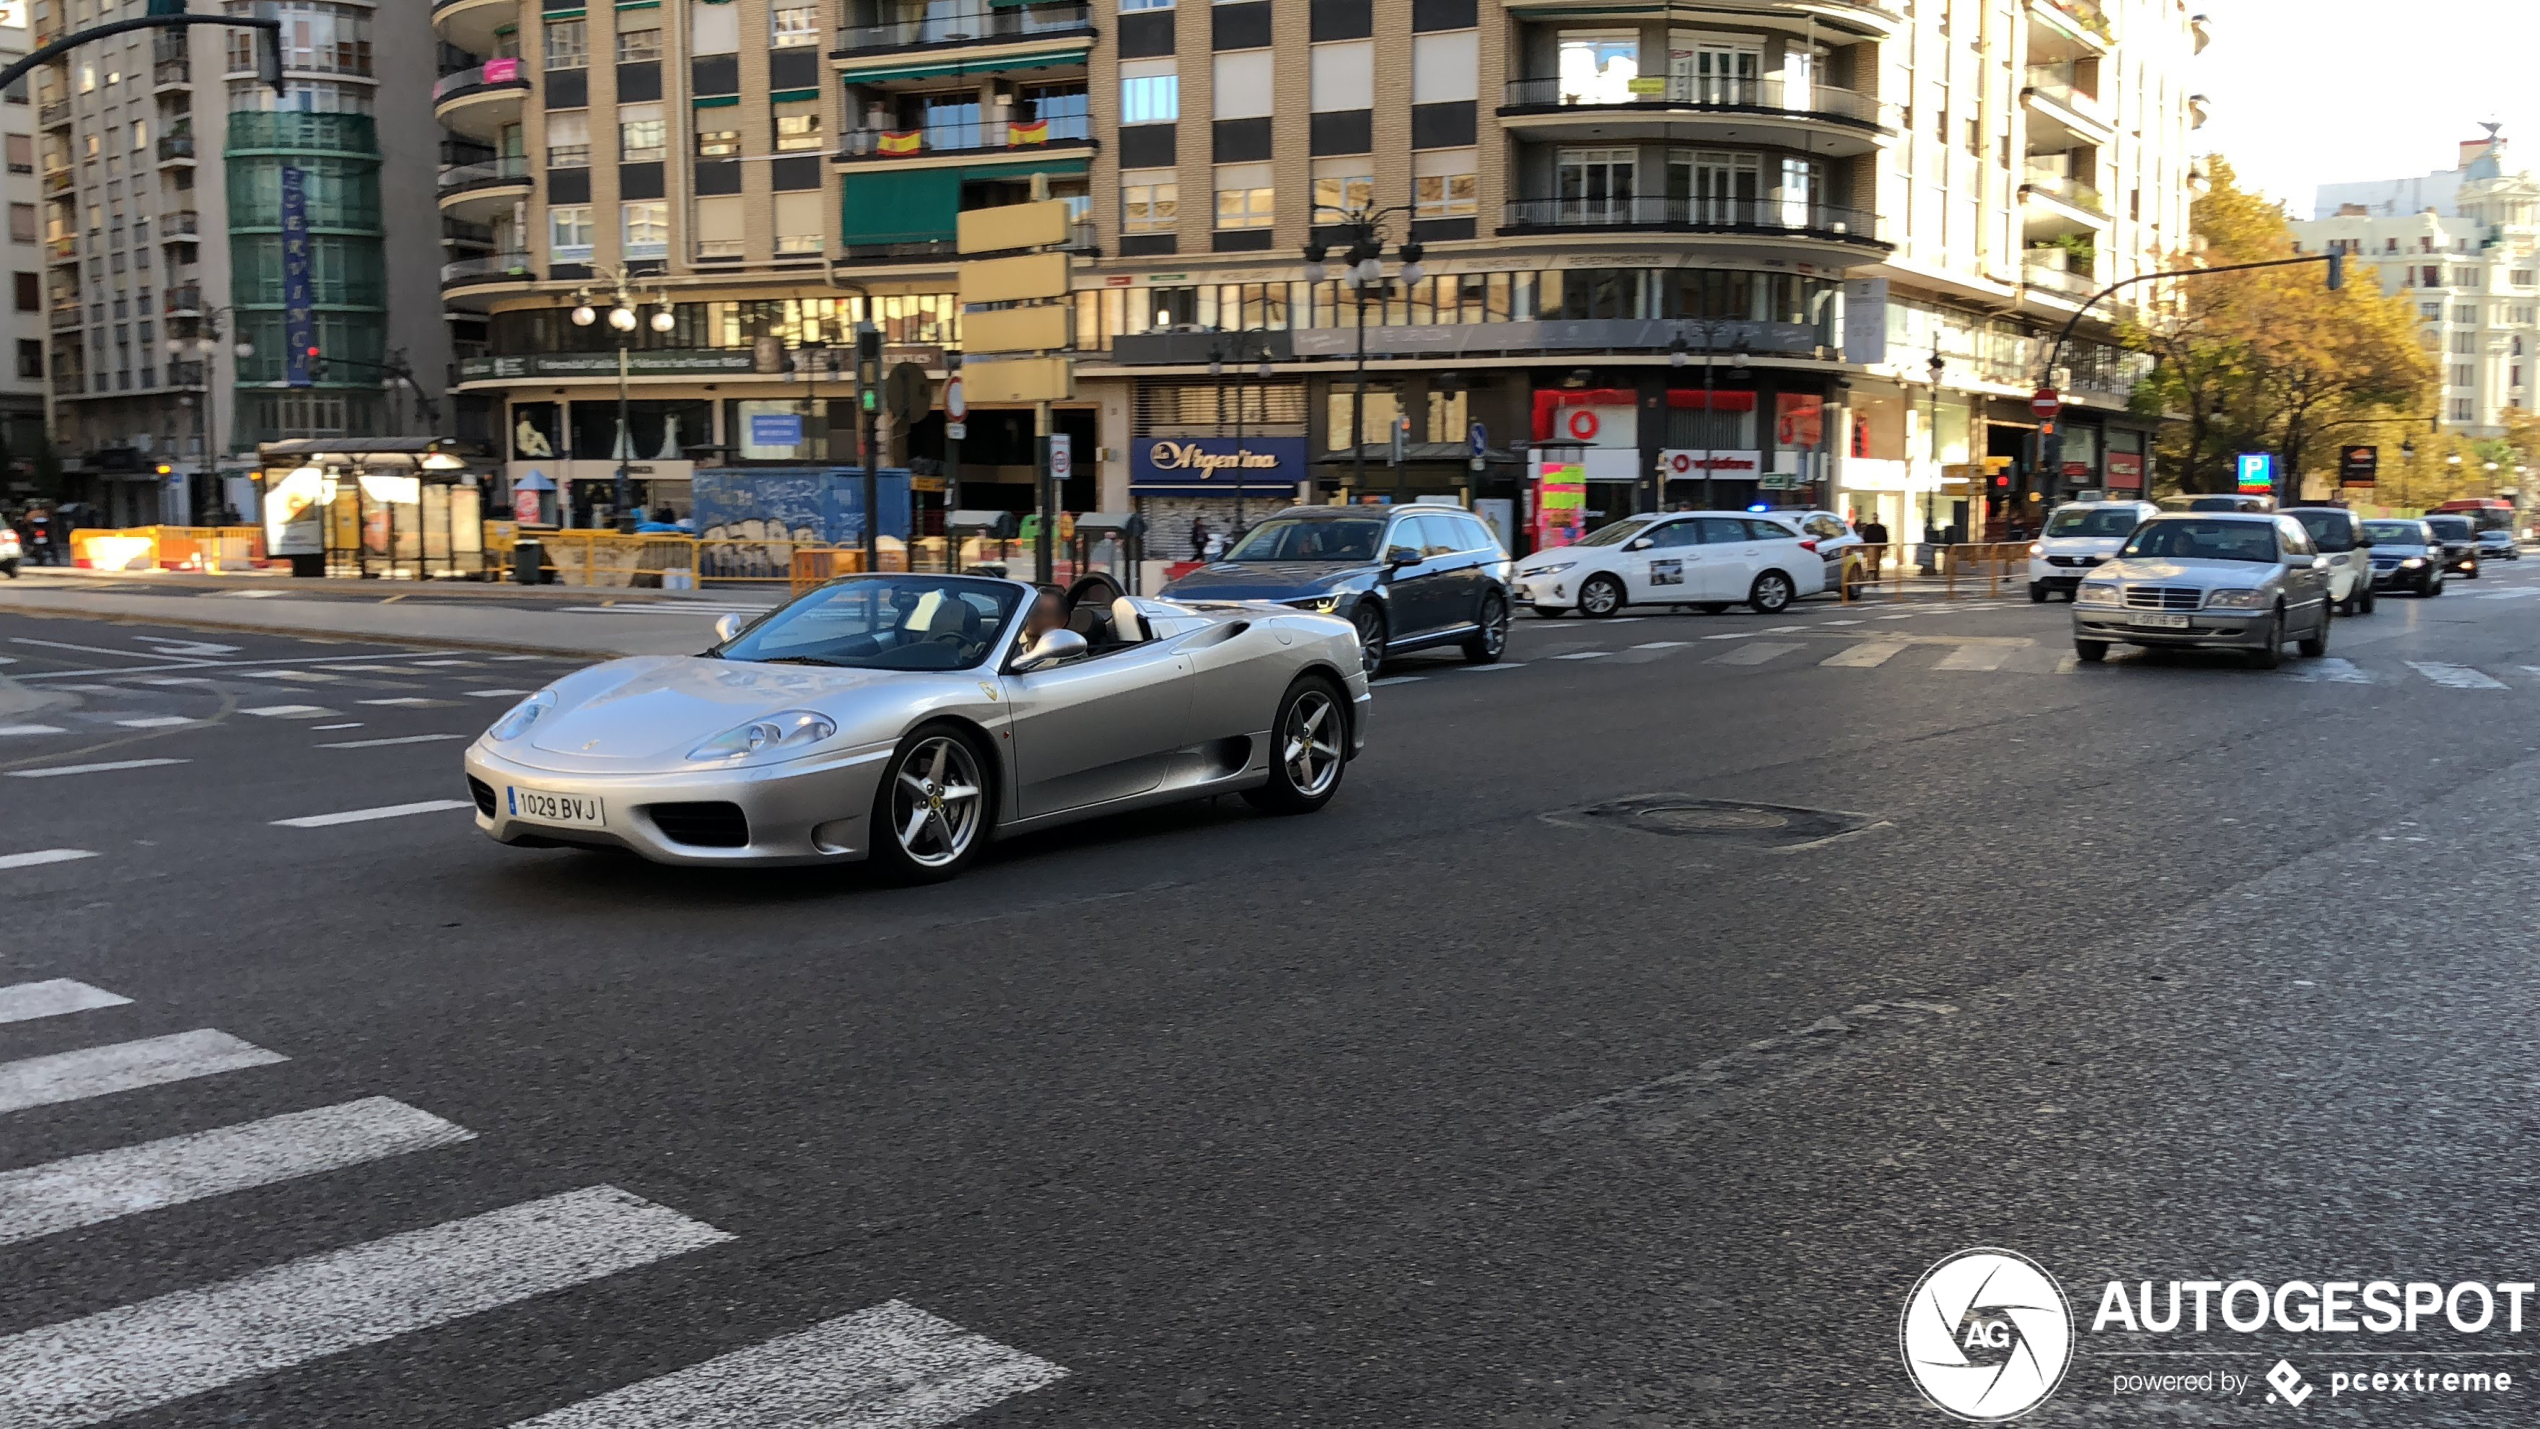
[462,572,1370,879]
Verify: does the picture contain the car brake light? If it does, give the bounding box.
[1799,539,1818,552]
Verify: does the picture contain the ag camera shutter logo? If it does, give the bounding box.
[1900,1248,2074,1421]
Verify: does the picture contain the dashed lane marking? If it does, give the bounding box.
[1552,651,1611,660]
[465,688,533,698]
[271,799,475,828]
[5,759,190,779]
[109,717,197,729]
[1455,662,1529,673]
[0,979,130,1026]
[310,723,363,731]
[315,733,470,750]
[357,698,457,708]
[1630,641,1690,650]
[2408,661,2510,690]
[1711,641,1804,666]
[0,726,65,737]
[239,705,335,718]
[1933,644,2016,672]
[1821,642,1907,668]
[0,849,96,872]
[1371,675,1425,687]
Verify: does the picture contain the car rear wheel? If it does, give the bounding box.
[2074,639,2108,663]
[1244,676,1349,815]
[1748,570,1794,615]
[1352,603,1388,674]
[869,724,991,884]
[2246,610,2284,670]
[1578,573,1625,618]
[2029,584,2050,604]
[2298,605,2330,658]
[1462,591,1509,663]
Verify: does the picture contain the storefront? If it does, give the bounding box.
[1131,433,1309,560]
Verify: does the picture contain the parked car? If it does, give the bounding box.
[1160,504,1513,672]
[2157,493,2278,513]
[2283,505,2377,614]
[2422,514,2480,577]
[2026,500,2160,602]
[2475,527,2521,562]
[0,525,18,579]
[465,574,1369,881]
[1514,511,1827,617]
[2071,513,2334,669]
[2362,519,2445,597]
[1782,509,1861,585]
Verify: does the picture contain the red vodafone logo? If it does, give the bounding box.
[1564,408,1601,441]
[1665,450,1696,477]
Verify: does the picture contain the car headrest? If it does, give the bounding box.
[1067,604,1113,644]
[1110,596,1146,643]
[907,591,978,639]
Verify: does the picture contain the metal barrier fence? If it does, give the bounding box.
[68,526,266,573]
[1839,542,2034,603]
[522,533,916,589]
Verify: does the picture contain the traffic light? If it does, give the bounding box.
[855,324,882,413]
[305,346,324,381]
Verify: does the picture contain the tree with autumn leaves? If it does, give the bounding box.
[2124,159,2436,497]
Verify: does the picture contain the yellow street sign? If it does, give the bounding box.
[958,251,1072,305]
[962,356,1076,404]
[957,198,1075,255]
[963,304,1074,356]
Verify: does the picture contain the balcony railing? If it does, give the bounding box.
[44,236,76,261]
[2036,0,2114,42]
[2022,64,2102,114]
[48,304,82,332]
[433,57,527,103]
[2022,258,2098,300]
[1500,196,1883,243]
[42,168,71,196]
[442,251,535,286]
[38,99,70,127]
[439,155,532,192]
[156,133,196,163]
[833,3,1093,53]
[2021,168,2106,216]
[165,286,204,314]
[153,58,192,87]
[1501,76,1885,128]
[838,112,1090,158]
[159,210,201,240]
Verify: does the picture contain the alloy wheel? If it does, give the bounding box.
[890,735,985,868]
[1353,605,1387,672]
[1282,688,1344,798]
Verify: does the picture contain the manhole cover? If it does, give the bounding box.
[1552,795,1879,849]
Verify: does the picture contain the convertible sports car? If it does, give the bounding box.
[463,573,1370,879]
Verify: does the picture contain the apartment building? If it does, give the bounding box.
[1,7,48,477]
[438,0,2202,547]
[30,0,449,526]
[2292,133,2540,440]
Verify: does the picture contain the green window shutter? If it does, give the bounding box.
[841,169,963,245]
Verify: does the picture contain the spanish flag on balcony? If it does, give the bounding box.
[878,130,922,157]
[1008,118,1050,146]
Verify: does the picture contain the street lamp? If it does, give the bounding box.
[1925,352,1946,548]
[1303,202,1420,502]
[164,307,254,522]
[568,266,675,531]
[1208,328,1275,537]
[1666,320,1751,511]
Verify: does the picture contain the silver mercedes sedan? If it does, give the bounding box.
[463,573,1370,880]
[2070,512,2335,668]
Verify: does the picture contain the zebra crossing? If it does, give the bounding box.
[0,978,1068,1427]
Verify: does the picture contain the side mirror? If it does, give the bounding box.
[1011,627,1087,672]
[1624,537,1654,551]
[712,613,742,642]
[1385,545,1422,568]
[2310,556,2331,572]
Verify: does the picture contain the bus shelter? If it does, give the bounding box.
[254,439,496,579]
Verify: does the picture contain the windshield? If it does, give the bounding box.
[2364,521,2426,544]
[2424,516,2473,540]
[712,575,1022,671]
[2289,510,2355,550]
[2121,520,2279,563]
[1575,517,1657,548]
[1223,517,1385,562]
[2045,507,2144,538]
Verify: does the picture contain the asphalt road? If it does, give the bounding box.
[7,561,2540,1427]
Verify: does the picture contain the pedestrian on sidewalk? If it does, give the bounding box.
[1189,517,1210,562]
[1859,515,1890,575]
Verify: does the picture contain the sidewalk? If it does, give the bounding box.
[0,569,760,658]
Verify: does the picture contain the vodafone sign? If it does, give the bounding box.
[1553,404,1638,448]
[1660,449,1765,479]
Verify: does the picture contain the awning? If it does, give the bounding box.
[838,50,1085,84]
[841,168,963,245]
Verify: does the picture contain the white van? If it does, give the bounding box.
[2027,500,2161,602]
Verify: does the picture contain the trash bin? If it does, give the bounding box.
[512,536,545,585]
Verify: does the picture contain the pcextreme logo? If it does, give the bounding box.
[1900,1248,2075,1421]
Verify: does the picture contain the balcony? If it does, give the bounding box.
[1499,197,1887,256]
[836,112,1092,165]
[2021,252,2099,306]
[2020,166,2109,230]
[833,3,1093,67]
[2021,63,2112,147]
[153,58,193,91]
[49,304,83,332]
[158,210,201,241]
[2027,0,2113,60]
[430,0,514,55]
[1499,76,1891,157]
[156,133,197,166]
[438,154,534,219]
[44,235,77,264]
[431,58,530,141]
[441,252,537,308]
[165,285,204,316]
[42,167,71,197]
[38,98,70,129]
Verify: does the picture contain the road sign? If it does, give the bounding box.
[965,356,1074,404]
[1047,432,1072,484]
[2031,387,2061,419]
[944,373,965,439]
[957,198,1074,255]
[2339,445,2379,486]
[884,361,932,425]
[963,305,1073,355]
[1469,421,1487,472]
[958,251,1072,305]
[2236,452,2276,492]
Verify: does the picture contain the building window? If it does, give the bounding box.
[2453,364,2475,388]
[2420,302,2442,319]
[693,195,744,260]
[1120,0,1173,10]
[543,19,588,69]
[1121,167,1176,231]
[1413,148,1477,219]
[1120,60,1177,125]
[2454,331,2476,354]
[622,200,669,259]
[11,273,33,311]
[616,22,663,63]
[1213,50,1273,119]
[774,191,822,254]
[1311,159,1372,218]
[619,103,666,162]
[2452,397,2474,422]
[696,125,740,158]
[3,135,27,174]
[549,205,594,261]
[771,4,820,47]
[546,111,591,167]
[2456,305,2477,324]
[1552,32,1635,105]
[774,106,821,153]
[7,205,29,243]
[15,340,39,380]
[2514,269,2536,287]
[1214,163,1274,229]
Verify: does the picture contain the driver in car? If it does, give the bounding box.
[1018,589,1065,647]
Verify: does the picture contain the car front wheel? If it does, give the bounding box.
[2075,639,2108,663]
[1748,570,1794,614]
[2246,609,2284,670]
[868,724,992,884]
[1463,591,1509,664]
[1244,676,1349,815]
[1352,603,1388,674]
[1577,573,1625,617]
[2299,604,2330,658]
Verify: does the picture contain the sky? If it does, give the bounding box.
[2193,1,2540,218]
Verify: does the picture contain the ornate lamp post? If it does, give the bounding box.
[1302,204,1422,502]
[568,266,676,531]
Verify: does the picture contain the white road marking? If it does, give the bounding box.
[0,655,13,664]
[2053,654,2082,674]
[110,716,197,729]
[0,849,96,872]
[1711,641,1801,666]
[505,1300,1068,1429]
[240,705,334,718]
[1875,613,1919,621]
[0,1097,474,1247]
[1370,675,1425,687]
[1552,651,1610,660]
[0,979,130,1026]
[0,1185,731,1429]
[1934,644,2015,672]
[2407,661,2509,690]
[221,589,289,598]
[1701,632,1756,641]
[135,677,210,685]
[0,725,65,737]
[5,759,189,779]
[1821,642,1906,668]
[357,698,452,708]
[1454,662,1528,672]
[466,688,532,698]
[1630,641,1689,650]
[1821,618,1865,626]
[315,663,432,674]
[132,638,240,656]
[237,669,342,683]
[407,659,482,667]
[489,654,549,661]
[271,799,474,828]
[9,637,182,662]
[315,733,469,750]
[2283,657,2375,684]
[0,1029,285,1116]
[1762,625,1807,633]
[311,722,364,731]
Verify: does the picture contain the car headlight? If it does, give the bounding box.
[2076,582,2119,604]
[1522,561,1577,577]
[1286,593,1346,614]
[686,709,839,763]
[2400,557,2426,568]
[2028,543,2044,558]
[487,689,556,742]
[2204,588,2267,609]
